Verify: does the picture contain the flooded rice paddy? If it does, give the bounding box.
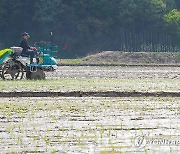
[0,66,179,153]
[0,97,179,153]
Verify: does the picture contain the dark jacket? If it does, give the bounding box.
[19,38,30,54]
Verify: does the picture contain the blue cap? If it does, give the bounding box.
[22,32,30,37]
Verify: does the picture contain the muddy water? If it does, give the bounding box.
[47,66,180,79]
[0,97,179,153]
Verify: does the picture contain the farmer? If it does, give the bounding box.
[19,32,37,64]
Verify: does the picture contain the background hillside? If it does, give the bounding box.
[0,0,180,58]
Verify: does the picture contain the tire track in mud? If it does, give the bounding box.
[0,91,180,97]
[47,66,180,79]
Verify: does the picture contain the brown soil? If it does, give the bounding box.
[0,91,180,97]
[47,66,180,79]
[83,51,180,64]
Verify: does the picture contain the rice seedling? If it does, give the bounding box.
[0,97,178,153]
[0,78,179,92]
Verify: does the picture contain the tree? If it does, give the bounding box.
[0,0,179,56]
[164,9,180,36]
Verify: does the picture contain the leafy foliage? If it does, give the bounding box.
[164,9,180,36]
[0,0,179,57]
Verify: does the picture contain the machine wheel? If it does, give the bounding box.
[26,71,31,79]
[0,64,3,78]
[26,68,45,80]
[2,60,24,80]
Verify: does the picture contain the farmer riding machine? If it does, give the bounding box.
[0,42,58,80]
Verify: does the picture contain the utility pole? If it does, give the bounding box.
[50,32,53,43]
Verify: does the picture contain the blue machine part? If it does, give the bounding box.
[42,54,57,65]
[27,54,57,68]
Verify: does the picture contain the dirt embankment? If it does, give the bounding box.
[0,91,180,97]
[82,51,180,64]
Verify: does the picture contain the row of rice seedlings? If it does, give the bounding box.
[0,97,179,153]
[0,78,180,92]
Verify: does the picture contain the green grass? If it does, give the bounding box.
[58,59,83,65]
[59,58,125,66]
[0,78,179,92]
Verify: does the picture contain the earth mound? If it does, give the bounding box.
[83,51,180,64]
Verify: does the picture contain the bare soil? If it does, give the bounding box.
[82,51,180,64]
[47,66,180,79]
[0,91,180,97]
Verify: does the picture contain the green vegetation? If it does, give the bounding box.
[60,59,83,65]
[0,0,179,57]
[0,78,179,92]
[164,9,180,37]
